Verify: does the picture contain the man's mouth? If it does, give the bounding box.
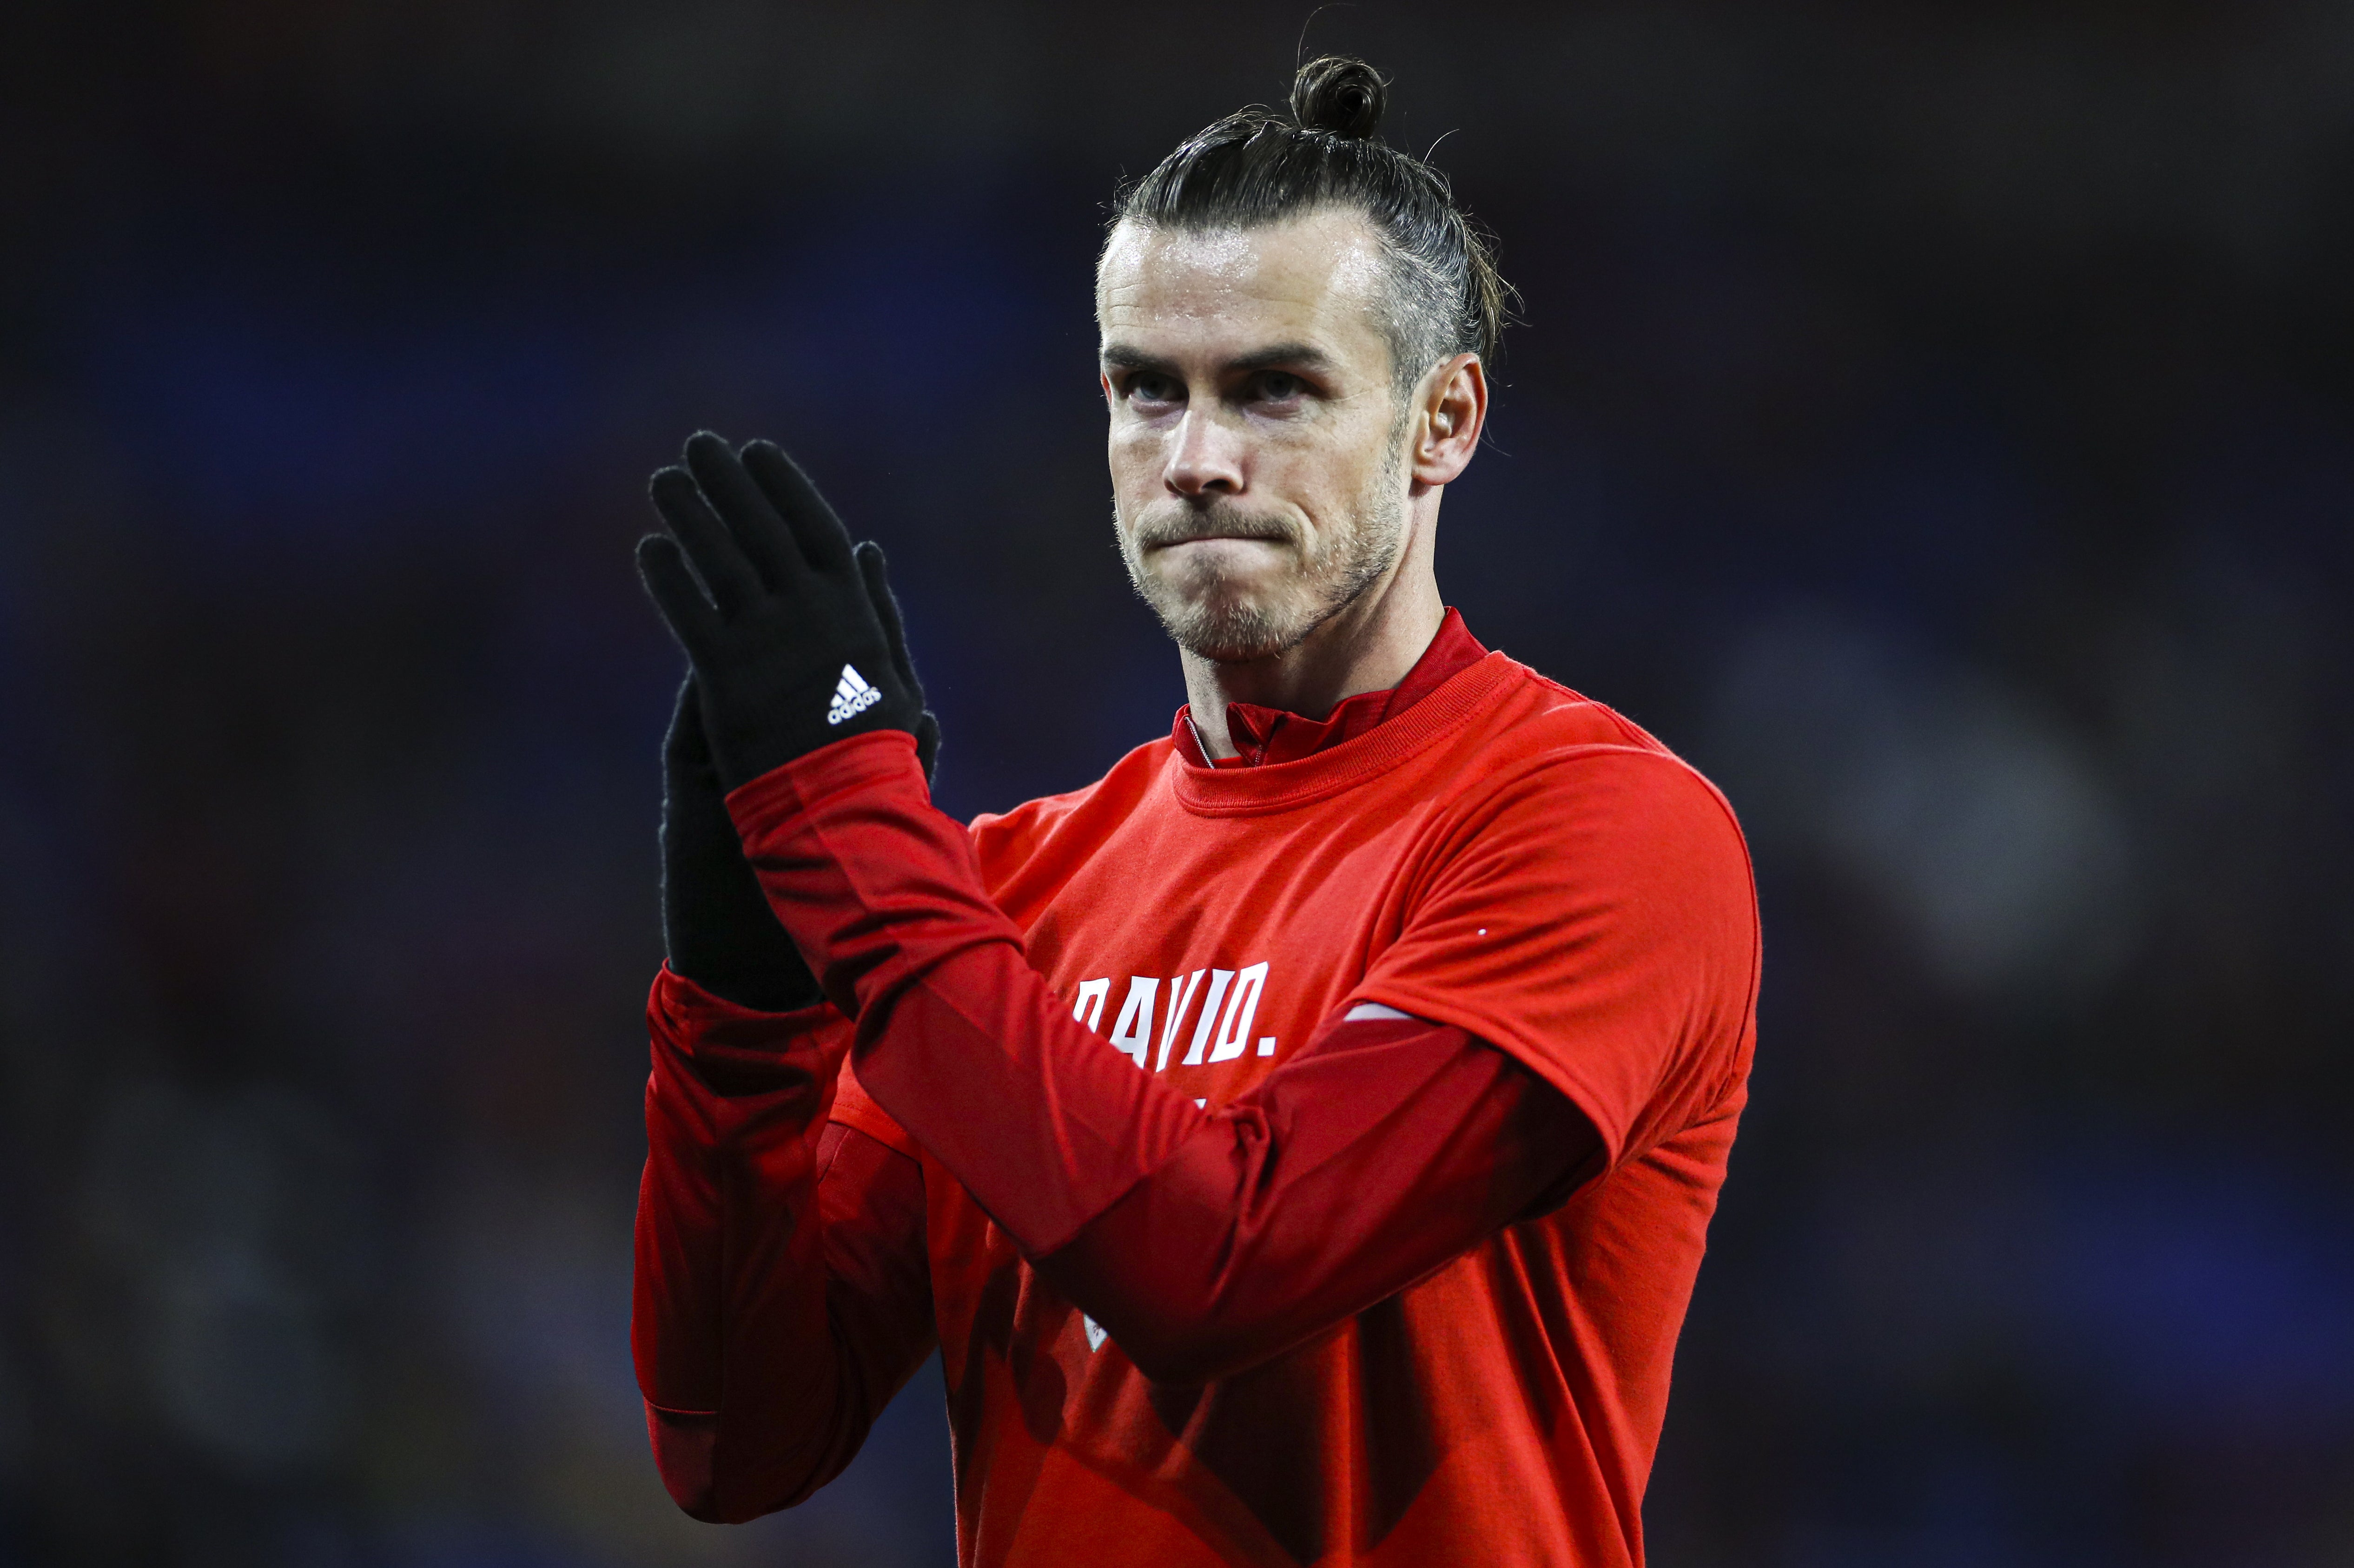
[1157,532,1284,550]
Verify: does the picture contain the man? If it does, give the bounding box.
[632,56,1758,1568]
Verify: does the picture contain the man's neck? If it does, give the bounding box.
[1180,560,1446,760]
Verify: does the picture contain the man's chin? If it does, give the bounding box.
[1126,554,1320,661]
[1155,593,1304,664]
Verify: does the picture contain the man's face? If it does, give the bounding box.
[1097,212,1412,663]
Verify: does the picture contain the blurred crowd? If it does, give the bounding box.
[1,3,2349,1564]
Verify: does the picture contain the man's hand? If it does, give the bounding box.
[659,679,825,1012]
[646,432,940,1012]
[638,432,937,791]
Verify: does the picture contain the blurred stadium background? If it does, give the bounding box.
[3,3,2351,1564]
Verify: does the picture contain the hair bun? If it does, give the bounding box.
[1290,55,1387,141]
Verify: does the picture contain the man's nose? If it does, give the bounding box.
[1163,409,1244,497]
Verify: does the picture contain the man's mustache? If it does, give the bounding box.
[1131,505,1299,552]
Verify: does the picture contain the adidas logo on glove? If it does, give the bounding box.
[827,664,883,726]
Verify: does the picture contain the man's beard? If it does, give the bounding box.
[1115,450,1408,664]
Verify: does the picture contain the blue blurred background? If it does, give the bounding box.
[2,3,2351,1564]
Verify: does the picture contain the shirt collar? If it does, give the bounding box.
[1170,607,1488,769]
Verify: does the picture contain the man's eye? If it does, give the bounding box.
[1255,372,1308,402]
[1127,375,1183,405]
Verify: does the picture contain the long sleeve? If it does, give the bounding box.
[633,967,935,1522]
[725,731,1602,1384]
[1038,1008,1598,1383]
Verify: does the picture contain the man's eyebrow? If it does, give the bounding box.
[1099,343,1175,372]
[1224,342,1333,375]
[1097,342,1336,374]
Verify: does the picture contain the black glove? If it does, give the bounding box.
[638,432,931,791]
[649,434,939,1012]
[660,679,822,1011]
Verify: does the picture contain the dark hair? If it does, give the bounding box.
[1110,56,1513,391]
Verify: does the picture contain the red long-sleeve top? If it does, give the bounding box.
[633,612,1759,1565]
[635,613,1594,1510]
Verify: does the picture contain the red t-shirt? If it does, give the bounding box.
[794,648,1759,1566]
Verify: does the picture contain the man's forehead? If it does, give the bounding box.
[1097,213,1389,354]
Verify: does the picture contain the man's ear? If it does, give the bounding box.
[1409,353,1487,487]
